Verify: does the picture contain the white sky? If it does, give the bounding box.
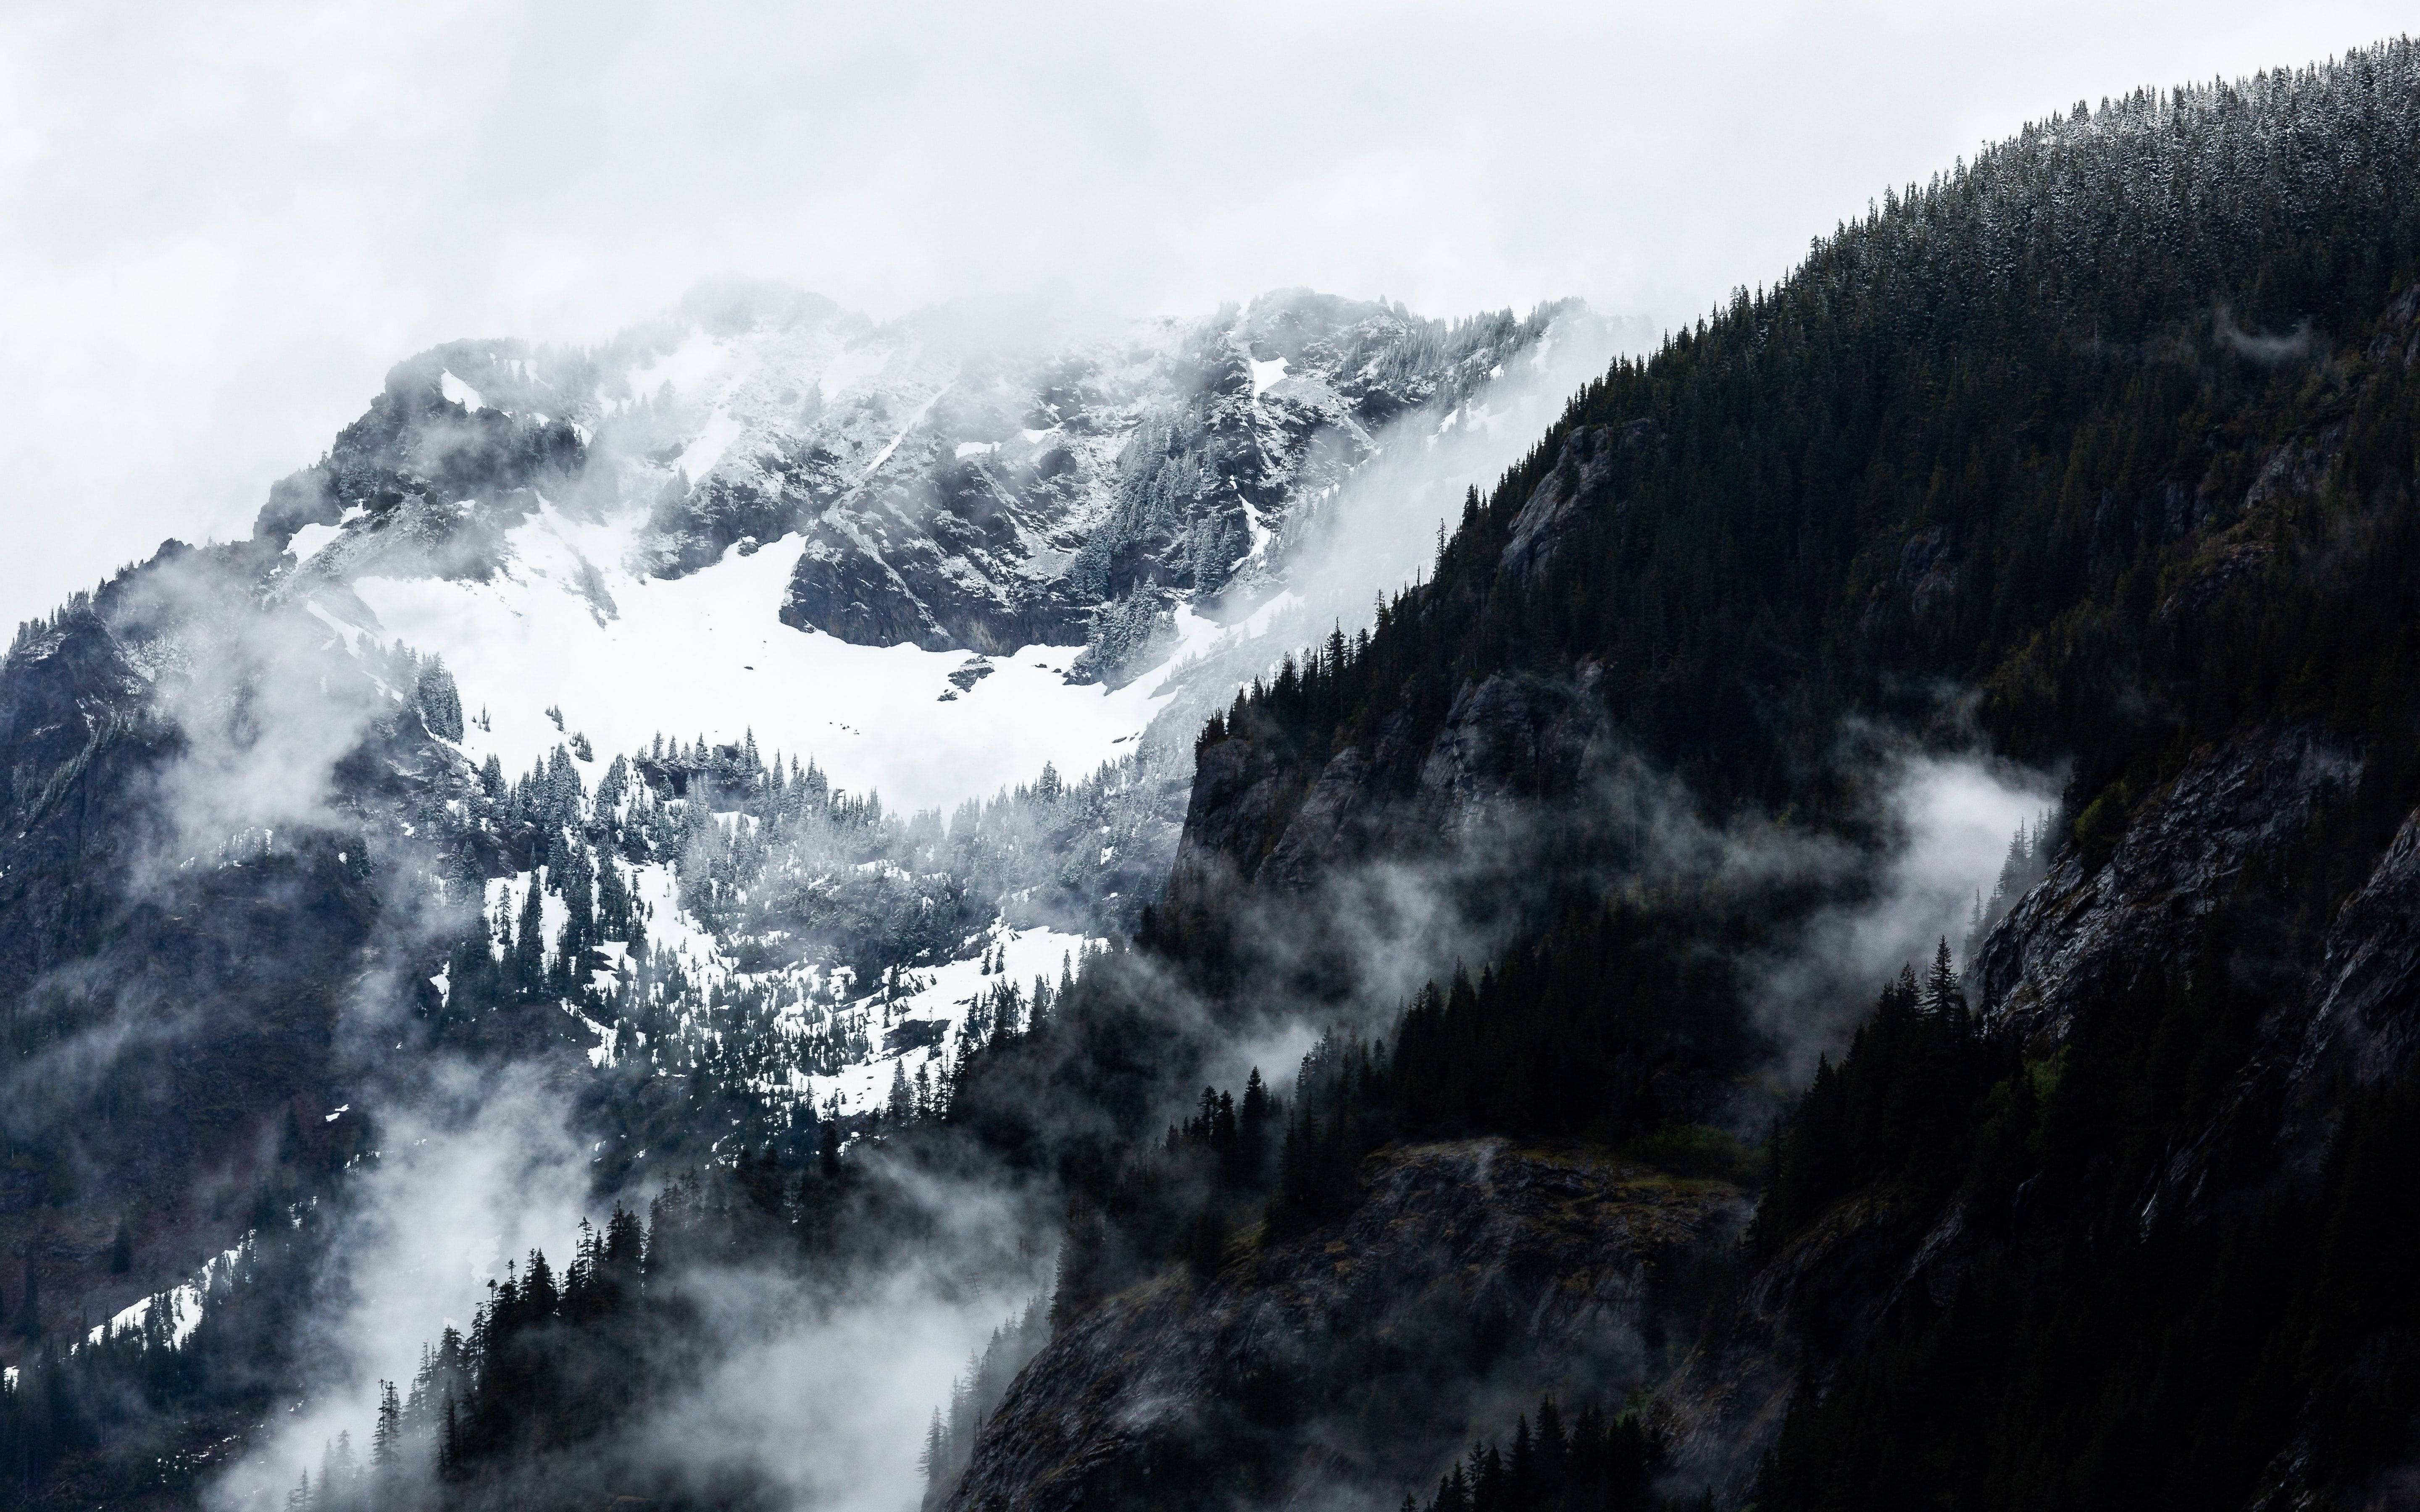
[0,1,2407,629]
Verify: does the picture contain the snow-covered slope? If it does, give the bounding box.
[334,504,1223,814]
[259,280,1605,814]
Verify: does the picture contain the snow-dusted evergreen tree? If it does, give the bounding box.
[413,654,464,741]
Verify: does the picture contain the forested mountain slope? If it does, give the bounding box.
[1181,50,2420,899]
[951,41,2420,1512]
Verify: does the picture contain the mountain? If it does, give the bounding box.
[0,280,1615,1476]
[247,285,1606,814]
[263,282,1576,657]
[939,41,2420,1512]
[11,37,2420,1512]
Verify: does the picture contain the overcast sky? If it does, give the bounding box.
[0,1,2407,627]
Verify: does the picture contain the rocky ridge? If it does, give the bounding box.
[255,283,1588,667]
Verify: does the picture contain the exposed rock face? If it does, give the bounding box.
[1652,1187,1951,1501]
[1976,724,2362,1046]
[947,1142,1745,1512]
[1174,668,1611,895]
[261,283,1584,662]
[1499,420,1656,586]
[2291,806,2420,1088]
[777,291,1570,652]
[1415,669,1610,835]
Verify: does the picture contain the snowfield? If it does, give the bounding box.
[347,509,1223,814]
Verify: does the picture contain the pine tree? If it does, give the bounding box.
[371,1379,401,1486]
[1923,937,1966,1018]
[1239,1067,1271,1180]
[513,876,546,998]
[920,1407,948,1507]
[415,655,464,741]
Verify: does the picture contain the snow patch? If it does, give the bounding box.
[1249,357,1289,397]
[625,332,727,398]
[89,1241,248,1350]
[304,598,368,652]
[800,927,1093,1115]
[288,522,340,562]
[1236,496,1273,566]
[440,371,485,411]
[676,407,745,480]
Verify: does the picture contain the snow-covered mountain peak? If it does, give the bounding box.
[246,282,1610,816]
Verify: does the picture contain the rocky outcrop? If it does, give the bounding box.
[254,345,590,559]
[947,1142,1745,1512]
[1652,1187,1947,1500]
[1499,420,1655,585]
[1976,724,2362,1046]
[1176,668,1612,899]
[780,465,1093,651]
[1414,669,1609,835]
[2290,806,2420,1089]
[779,292,1569,653]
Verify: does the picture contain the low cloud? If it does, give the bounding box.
[1747,748,2060,1086]
[2215,305,2317,365]
[207,1065,593,1509]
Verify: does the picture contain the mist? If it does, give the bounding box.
[1749,749,2061,1087]
[80,301,2061,1512]
[137,562,410,867]
[201,1053,1056,1512]
[205,1068,592,1509]
[11,8,2381,1503]
[1139,299,1639,751]
[1267,306,1651,626]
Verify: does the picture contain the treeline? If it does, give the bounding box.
[1408,1396,1668,1512]
[964,895,1760,1336]
[1747,943,2009,1255]
[918,1302,1050,1511]
[279,1136,961,1511]
[414,717,1181,1181]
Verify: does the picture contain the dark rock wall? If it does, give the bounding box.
[947,1142,1745,1512]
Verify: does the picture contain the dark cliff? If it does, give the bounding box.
[947,1142,1745,1512]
